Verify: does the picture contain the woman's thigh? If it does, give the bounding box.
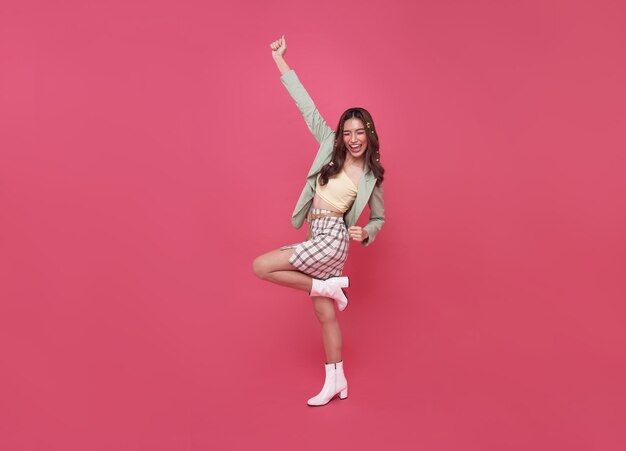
[252,247,297,277]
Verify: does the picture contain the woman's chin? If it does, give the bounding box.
[348,149,366,158]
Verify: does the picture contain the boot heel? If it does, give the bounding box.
[339,387,348,399]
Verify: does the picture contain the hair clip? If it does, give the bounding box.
[329,161,334,166]
[366,122,371,128]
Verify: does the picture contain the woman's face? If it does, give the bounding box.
[343,118,368,159]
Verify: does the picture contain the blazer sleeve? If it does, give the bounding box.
[361,183,385,246]
[280,70,334,145]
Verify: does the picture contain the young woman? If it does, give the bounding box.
[252,35,386,406]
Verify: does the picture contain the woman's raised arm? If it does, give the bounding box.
[270,35,334,144]
[270,35,291,75]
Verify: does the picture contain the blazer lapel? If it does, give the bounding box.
[347,170,376,226]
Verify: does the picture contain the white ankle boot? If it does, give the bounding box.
[310,276,350,311]
[307,361,348,406]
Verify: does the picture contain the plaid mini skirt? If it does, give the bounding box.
[280,209,350,280]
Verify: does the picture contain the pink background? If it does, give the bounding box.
[1,0,625,449]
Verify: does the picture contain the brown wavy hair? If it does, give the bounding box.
[318,107,385,187]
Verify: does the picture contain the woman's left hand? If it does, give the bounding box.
[348,226,369,242]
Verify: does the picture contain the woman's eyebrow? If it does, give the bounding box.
[343,128,365,132]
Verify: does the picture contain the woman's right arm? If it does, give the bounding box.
[270,35,291,75]
[270,35,334,144]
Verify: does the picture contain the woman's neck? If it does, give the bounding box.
[345,154,365,170]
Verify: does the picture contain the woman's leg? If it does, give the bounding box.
[252,248,312,292]
[311,296,342,363]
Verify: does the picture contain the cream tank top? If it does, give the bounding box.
[315,169,358,213]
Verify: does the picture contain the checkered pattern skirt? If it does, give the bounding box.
[280,209,350,280]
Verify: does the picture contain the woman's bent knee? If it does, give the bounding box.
[252,255,268,279]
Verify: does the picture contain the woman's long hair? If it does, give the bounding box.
[318,107,385,187]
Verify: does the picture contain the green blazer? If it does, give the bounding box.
[280,70,385,246]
